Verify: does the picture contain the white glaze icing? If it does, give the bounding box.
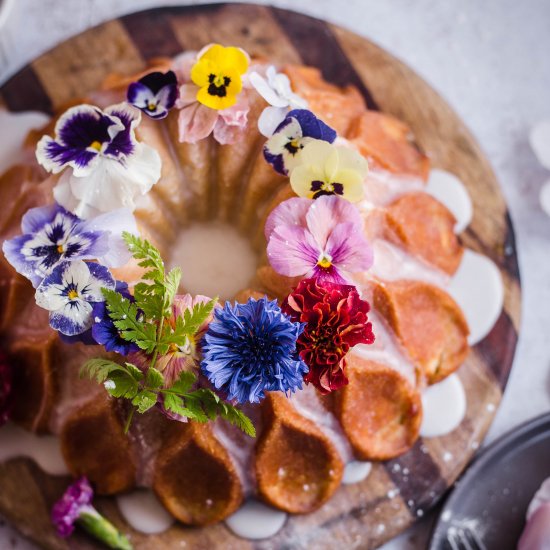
[529,119,550,170]
[426,169,473,233]
[289,384,354,463]
[360,169,424,211]
[116,490,174,534]
[0,109,50,173]
[539,179,550,216]
[448,249,504,345]
[342,461,372,484]
[169,222,257,301]
[527,477,550,520]
[368,239,449,289]
[351,310,416,386]
[419,374,466,438]
[0,422,68,475]
[225,499,287,540]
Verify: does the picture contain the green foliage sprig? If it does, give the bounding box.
[81,233,255,437]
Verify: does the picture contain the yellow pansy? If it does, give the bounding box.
[289,140,368,202]
[191,44,249,110]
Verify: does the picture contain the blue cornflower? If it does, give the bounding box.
[201,297,308,404]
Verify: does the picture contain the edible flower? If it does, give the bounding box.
[175,45,251,144]
[2,203,136,288]
[52,477,132,549]
[91,281,140,355]
[35,260,115,336]
[249,66,308,137]
[282,278,374,394]
[0,352,13,427]
[201,297,308,404]
[290,140,368,202]
[263,109,337,175]
[265,195,373,284]
[191,44,249,110]
[131,294,214,386]
[36,103,161,219]
[127,70,179,119]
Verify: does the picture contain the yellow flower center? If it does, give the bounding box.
[90,140,102,152]
[57,244,64,253]
[321,182,335,193]
[317,255,332,269]
[68,289,79,300]
[147,102,157,111]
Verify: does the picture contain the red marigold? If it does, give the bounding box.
[281,278,375,394]
[0,351,13,426]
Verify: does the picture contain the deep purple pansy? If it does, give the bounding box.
[127,70,179,120]
[263,109,337,175]
[36,103,161,220]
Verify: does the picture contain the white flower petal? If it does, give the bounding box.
[59,299,93,331]
[35,283,68,312]
[258,106,289,138]
[249,70,289,108]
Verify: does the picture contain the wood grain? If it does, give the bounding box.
[0,4,521,549]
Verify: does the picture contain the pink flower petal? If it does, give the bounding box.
[213,117,245,145]
[518,502,550,550]
[176,83,199,108]
[219,92,249,128]
[267,224,320,277]
[325,222,374,273]
[264,197,313,241]
[305,195,364,249]
[311,264,348,284]
[178,102,218,143]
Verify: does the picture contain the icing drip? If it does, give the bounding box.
[225,499,287,540]
[0,423,68,475]
[342,461,372,484]
[116,489,175,534]
[448,249,504,345]
[420,374,467,438]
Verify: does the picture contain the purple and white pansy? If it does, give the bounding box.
[127,70,179,120]
[36,103,161,219]
[263,109,337,175]
[35,260,115,336]
[2,203,137,288]
[265,195,373,284]
[249,65,308,137]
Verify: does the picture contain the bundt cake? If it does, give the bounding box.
[0,43,470,540]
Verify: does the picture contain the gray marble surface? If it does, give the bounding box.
[1,0,549,548]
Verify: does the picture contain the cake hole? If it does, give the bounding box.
[170,222,258,301]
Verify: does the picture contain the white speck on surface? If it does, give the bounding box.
[487,403,496,412]
[392,464,401,473]
[443,452,453,462]
[442,510,452,522]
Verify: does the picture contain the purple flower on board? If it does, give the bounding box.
[263,109,337,175]
[127,70,179,119]
[35,260,115,336]
[265,195,373,284]
[52,477,94,538]
[36,103,161,219]
[51,477,132,548]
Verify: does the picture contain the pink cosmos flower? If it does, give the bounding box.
[265,195,373,284]
[130,294,214,386]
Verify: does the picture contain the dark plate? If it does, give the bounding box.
[430,413,550,549]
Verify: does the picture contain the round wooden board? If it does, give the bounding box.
[0,4,521,549]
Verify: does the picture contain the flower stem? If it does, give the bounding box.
[123,407,136,434]
[78,509,132,550]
